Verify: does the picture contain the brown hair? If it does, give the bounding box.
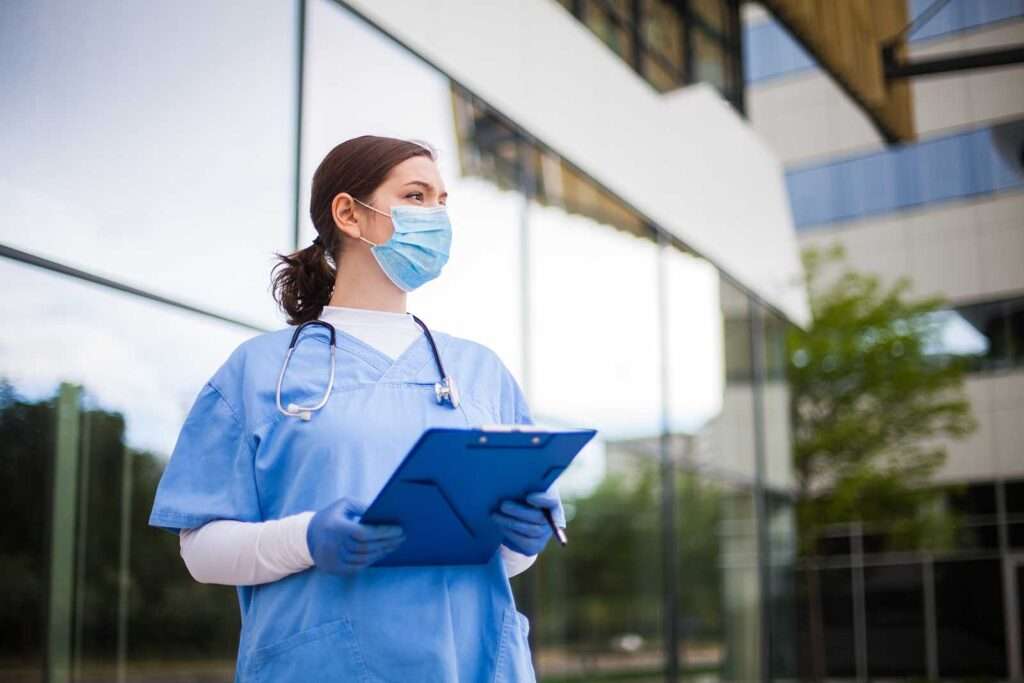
[271,135,437,325]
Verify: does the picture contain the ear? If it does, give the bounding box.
[331,192,364,240]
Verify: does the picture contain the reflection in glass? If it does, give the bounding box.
[934,559,1007,677]
[690,0,729,36]
[528,200,665,679]
[0,259,254,681]
[0,0,296,328]
[694,29,730,94]
[924,295,1024,371]
[864,564,926,676]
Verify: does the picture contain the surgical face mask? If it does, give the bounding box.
[353,197,453,292]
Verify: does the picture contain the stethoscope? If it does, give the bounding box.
[275,315,461,421]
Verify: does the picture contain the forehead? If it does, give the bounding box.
[384,156,446,192]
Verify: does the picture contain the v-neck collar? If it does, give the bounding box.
[328,323,443,384]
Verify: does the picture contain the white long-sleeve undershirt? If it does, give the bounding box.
[178,305,538,585]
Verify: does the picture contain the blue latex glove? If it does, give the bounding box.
[490,491,561,556]
[306,497,405,576]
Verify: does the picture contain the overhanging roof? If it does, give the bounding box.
[760,0,917,144]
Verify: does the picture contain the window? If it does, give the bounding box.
[924,295,1024,372]
[555,0,744,111]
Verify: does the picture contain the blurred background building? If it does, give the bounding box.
[0,1,1020,682]
[744,0,1024,679]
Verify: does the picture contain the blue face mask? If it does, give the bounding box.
[353,197,453,292]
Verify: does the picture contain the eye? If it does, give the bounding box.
[406,192,424,201]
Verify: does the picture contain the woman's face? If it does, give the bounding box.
[362,155,448,242]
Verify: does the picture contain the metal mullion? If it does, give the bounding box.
[0,243,270,333]
[632,0,645,75]
[727,0,745,114]
[593,0,635,28]
[657,229,680,683]
[748,300,772,683]
[292,0,307,251]
[688,12,739,49]
[643,46,688,84]
[680,0,695,84]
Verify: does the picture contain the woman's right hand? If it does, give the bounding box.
[306,497,405,576]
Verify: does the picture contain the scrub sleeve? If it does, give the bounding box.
[149,380,261,536]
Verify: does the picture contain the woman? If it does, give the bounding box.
[148,135,565,682]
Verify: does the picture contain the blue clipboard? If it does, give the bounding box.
[359,425,597,567]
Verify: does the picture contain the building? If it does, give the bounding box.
[0,1,815,682]
[743,0,1024,679]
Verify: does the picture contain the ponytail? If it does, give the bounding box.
[271,237,337,325]
[270,135,437,325]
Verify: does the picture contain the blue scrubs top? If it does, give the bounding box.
[148,323,565,683]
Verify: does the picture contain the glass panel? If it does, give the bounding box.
[1007,479,1024,513]
[717,488,761,680]
[767,493,799,679]
[583,2,635,66]
[305,0,526,376]
[0,0,296,328]
[864,564,926,676]
[757,306,798,678]
[924,300,1014,372]
[820,567,857,677]
[759,307,795,493]
[946,482,1001,551]
[693,29,730,94]
[1009,296,1024,367]
[690,0,729,37]
[0,258,253,682]
[665,267,769,679]
[643,54,684,92]
[641,0,686,72]
[934,558,1008,677]
[527,200,664,680]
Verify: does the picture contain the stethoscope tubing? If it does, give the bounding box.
[276,315,459,420]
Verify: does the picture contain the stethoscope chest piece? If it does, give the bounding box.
[435,375,460,409]
[276,320,337,421]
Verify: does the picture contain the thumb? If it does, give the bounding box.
[525,491,559,509]
[342,498,368,520]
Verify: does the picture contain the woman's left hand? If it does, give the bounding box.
[490,492,560,556]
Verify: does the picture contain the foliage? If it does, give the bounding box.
[787,244,977,554]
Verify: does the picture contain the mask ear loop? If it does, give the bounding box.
[352,197,390,247]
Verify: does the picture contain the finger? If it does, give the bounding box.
[350,524,404,542]
[492,513,548,539]
[498,500,546,524]
[343,534,406,556]
[504,531,546,554]
[355,543,403,569]
[525,492,560,510]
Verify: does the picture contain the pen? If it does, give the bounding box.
[542,507,568,546]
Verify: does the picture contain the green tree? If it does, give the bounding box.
[786,244,977,678]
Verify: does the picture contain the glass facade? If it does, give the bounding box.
[794,474,1024,678]
[553,0,744,111]
[1,1,796,681]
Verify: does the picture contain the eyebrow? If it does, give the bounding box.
[404,180,448,198]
